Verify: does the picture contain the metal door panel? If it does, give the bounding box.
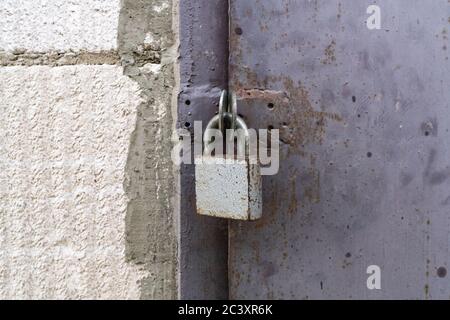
[229,0,450,299]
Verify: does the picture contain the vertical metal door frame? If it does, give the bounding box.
[178,0,230,299]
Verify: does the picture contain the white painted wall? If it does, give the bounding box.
[0,0,120,52]
[0,65,147,299]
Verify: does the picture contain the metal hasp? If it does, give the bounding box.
[195,90,262,221]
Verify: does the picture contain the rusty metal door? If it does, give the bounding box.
[228,0,450,299]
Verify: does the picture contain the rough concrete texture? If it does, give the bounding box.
[0,0,120,52]
[118,0,178,300]
[0,65,147,299]
[0,50,120,67]
[0,0,179,299]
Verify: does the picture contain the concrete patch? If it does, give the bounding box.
[0,50,120,66]
[118,0,178,299]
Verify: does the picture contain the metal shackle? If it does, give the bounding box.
[203,90,249,157]
[203,112,249,155]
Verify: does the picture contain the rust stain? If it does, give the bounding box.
[259,21,269,32]
[235,88,289,103]
[303,154,321,204]
[304,169,321,204]
[228,69,342,221]
[322,40,337,65]
[229,25,343,224]
[288,169,298,216]
[233,70,342,152]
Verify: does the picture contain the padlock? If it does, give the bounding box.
[195,91,262,220]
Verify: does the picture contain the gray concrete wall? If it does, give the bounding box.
[0,0,178,299]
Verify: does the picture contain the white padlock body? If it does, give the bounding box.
[195,156,262,220]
